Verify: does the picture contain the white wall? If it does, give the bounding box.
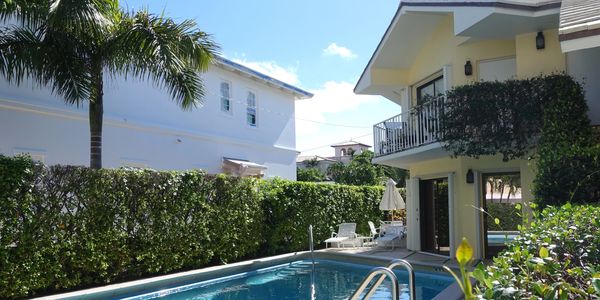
[567,47,600,125]
[0,64,299,179]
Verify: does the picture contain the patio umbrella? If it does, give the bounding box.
[379,178,405,221]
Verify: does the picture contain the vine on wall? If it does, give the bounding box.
[439,74,599,205]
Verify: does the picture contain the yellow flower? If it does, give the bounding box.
[456,237,473,266]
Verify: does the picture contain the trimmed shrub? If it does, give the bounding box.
[261,179,383,254]
[474,204,600,299]
[296,167,326,182]
[486,202,521,231]
[0,155,383,298]
[440,74,599,206]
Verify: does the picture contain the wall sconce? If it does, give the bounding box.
[536,31,545,50]
[464,60,473,76]
[466,169,474,184]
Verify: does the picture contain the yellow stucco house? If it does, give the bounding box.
[356,0,600,259]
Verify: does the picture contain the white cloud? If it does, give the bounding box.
[296,81,380,137]
[230,58,300,86]
[322,43,357,60]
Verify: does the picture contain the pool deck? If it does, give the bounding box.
[320,246,468,270]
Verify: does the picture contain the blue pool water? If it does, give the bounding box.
[488,234,517,245]
[121,260,454,300]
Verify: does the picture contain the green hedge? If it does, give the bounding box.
[261,179,383,254]
[0,155,383,298]
[475,204,600,299]
[485,202,521,231]
[533,75,599,206]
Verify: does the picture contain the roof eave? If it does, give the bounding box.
[213,56,313,100]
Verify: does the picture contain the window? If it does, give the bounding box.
[220,81,231,113]
[416,76,444,105]
[246,91,257,126]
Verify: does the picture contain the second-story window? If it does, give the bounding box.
[220,81,231,113]
[246,91,257,127]
[416,76,443,105]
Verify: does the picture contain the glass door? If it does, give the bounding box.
[419,178,449,255]
[482,172,522,258]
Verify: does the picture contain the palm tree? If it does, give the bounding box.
[0,0,218,168]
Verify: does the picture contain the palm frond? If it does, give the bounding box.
[0,25,91,103]
[107,9,219,109]
[0,0,49,26]
[47,0,117,39]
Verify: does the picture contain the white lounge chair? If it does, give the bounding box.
[325,223,358,248]
[363,221,381,247]
[375,225,406,250]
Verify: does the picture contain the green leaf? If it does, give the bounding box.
[539,247,549,259]
[592,275,600,295]
[494,218,500,225]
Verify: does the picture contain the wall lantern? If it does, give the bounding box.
[536,31,545,50]
[464,60,473,76]
[466,169,474,184]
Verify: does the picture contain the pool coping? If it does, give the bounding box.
[36,251,464,300]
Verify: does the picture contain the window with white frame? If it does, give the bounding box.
[220,81,231,113]
[416,75,444,105]
[246,91,257,127]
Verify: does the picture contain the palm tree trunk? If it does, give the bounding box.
[89,61,104,169]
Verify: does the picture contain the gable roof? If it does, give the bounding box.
[213,56,313,99]
[354,0,561,97]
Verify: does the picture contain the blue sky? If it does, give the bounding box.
[122,0,401,156]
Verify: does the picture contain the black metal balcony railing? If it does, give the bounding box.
[373,97,445,157]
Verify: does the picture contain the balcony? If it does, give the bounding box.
[373,97,444,157]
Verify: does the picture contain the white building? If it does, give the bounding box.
[0,56,312,179]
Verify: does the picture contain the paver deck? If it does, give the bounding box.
[320,246,473,270]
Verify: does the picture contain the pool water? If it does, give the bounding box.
[488,234,517,245]
[122,260,453,300]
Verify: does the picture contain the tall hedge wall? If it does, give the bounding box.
[0,155,383,298]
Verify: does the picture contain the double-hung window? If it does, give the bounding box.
[246,91,257,127]
[220,81,231,113]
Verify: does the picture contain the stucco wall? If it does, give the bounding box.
[408,154,535,259]
[408,16,517,104]
[515,29,566,78]
[566,47,600,125]
[0,64,299,179]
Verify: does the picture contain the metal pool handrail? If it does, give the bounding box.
[308,225,316,300]
[348,267,399,300]
[362,259,416,300]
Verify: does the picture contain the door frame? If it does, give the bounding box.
[413,173,455,257]
[480,171,522,259]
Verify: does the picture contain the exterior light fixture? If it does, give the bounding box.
[466,169,474,184]
[464,60,473,76]
[536,31,545,50]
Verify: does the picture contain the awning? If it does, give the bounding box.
[222,157,267,177]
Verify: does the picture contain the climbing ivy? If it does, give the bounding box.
[440,74,599,205]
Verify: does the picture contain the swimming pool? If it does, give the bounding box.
[487,233,518,245]
[119,259,453,300]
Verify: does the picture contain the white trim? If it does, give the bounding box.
[406,177,421,251]
[219,79,233,115]
[245,89,258,128]
[442,64,453,92]
[473,170,483,259]
[447,172,456,259]
[0,98,298,154]
[561,34,600,53]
